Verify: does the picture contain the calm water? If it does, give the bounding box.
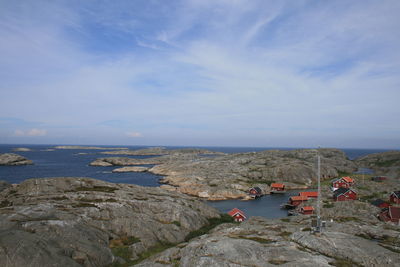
[0,144,392,218]
[207,192,302,219]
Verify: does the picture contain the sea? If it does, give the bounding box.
[0,144,392,219]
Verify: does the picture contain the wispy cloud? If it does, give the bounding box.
[126,132,142,138]
[15,129,47,137]
[0,0,399,148]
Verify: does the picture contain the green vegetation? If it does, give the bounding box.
[172,221,181,227]
[269,259,289,265]
[74,186,118,193]
[280,218,290,222]
[330,258,360,267]
[278,231,292,238]
[237,236,275,244]
[251,179,275,185]
[302,227,311,232]
[0,200,12,208]
[51,196,69,201]
[323,202,334,208]
[335,217,361,223]
[79,198,117,203]
[185,214,235,242]
[73,203,97,208]
[337,171,351,177]
[374,159,399,167]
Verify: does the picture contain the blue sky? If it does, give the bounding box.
[1,0,399,148]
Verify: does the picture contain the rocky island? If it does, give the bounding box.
[0,153,33,166]
[90,148,357,200]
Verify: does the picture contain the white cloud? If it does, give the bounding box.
[126,132,143,138]
[14,128,47,137]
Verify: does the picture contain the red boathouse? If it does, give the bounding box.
[299,192,318,198]
[270,183,285,193]
[333,188,357,201]
[228,208,246,222]
[289,196,308,206]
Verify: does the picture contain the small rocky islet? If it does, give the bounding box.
[0,147,399,266]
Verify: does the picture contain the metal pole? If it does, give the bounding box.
[317,150,321,232]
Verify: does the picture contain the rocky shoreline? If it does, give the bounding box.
[90,148,358,200]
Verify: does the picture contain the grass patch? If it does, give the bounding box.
[337,171,352,177]
[278,231,292,238]
[251,180,275,185]
[374,159,399,167]
[280,218,290,222]
[172,221,181,227]
[0,200,12,208]
[302,227,311,232]
[336,217,361,223]
[110,236,140,247]
[269,259,289,265]
[51,196,69,200]
[74,186,118,193]
[185,214,235,242]
[131,242,175,265]
[237,236,275,244]
[323,203,334,208]
[330,258,360,267]
[73,202,97,208]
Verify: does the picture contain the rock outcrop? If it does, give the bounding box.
[112,166,150,172]
[0,177,220,266]
[100,147,225,156]
[0,181,11,192]
[0,153,33,165]
[136,216,400,267]
[355,150,400,178]
[91,148,356,200]
[54,146,127,150]
[12,147,32,152]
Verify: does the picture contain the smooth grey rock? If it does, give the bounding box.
[0,177,220,266]
[0,153,33,165]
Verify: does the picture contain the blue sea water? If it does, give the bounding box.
[0,144,392,218]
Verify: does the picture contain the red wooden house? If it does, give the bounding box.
[333,188,357,201]
[390,191,400,204]
[300,206,314,215]
[249,187,262,198]
[270,183,285,193]
[371,199,390,209]
[379,206,400,223]
[332,176,354,189]
[299,192,318,198]
[227,208,246,222]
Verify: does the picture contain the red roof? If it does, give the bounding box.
[299,192,318,198]
[342,176,354,183]
[228,208,246,218]
[290,196,308,201]
[389,206,400,219]
[271,183,285,188]
[301,206,314,211]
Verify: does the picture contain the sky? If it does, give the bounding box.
[0,0,399,148]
